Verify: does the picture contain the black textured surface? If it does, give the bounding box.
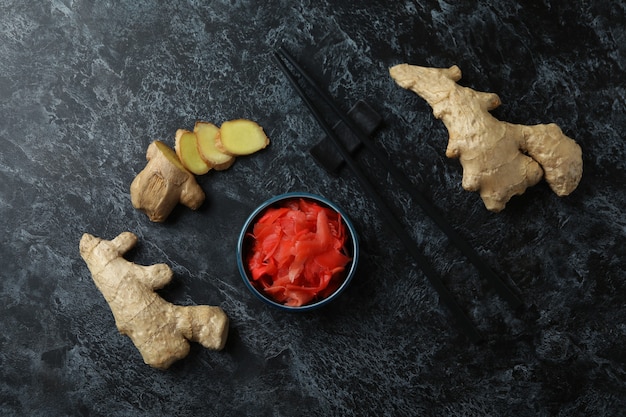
[1,1,625,416]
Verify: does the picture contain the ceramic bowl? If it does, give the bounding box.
[237,192,359,312]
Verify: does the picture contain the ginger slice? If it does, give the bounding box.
[130,141,205,222]
[216,119,270,156]
[194,121,235,171]
[389,64,583,212]
[79,232,229,369]
[175,129,211,175]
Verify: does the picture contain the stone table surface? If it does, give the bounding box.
[1,1,625,416]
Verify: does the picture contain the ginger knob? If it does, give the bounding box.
[390,63,583,212]
[130,140,205,222]
[79,232,229,369]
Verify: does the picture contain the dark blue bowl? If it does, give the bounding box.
[237,192,359,312]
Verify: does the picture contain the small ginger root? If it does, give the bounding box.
[216,119,270,155]
[79,232,229,369]
[390,64,583,212]
[130,140,205,222]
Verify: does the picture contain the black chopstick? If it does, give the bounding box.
[274,49,483,343]
[276,47,522,311]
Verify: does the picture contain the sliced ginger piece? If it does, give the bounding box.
[79,232,229,369]
[175,129,211,175]
[216,119,270,156]
[130,141,205,222]
[194,121,235,171]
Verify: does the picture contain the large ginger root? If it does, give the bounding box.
[130,140,205,222]
[390,64,583,212]
[79,232,229,369]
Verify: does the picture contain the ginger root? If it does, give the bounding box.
[130,140,205,222]
[79,231,229,369]
[131,120,269,221]
[390,64,583,212]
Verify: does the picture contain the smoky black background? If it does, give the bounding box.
[1,1,624,416]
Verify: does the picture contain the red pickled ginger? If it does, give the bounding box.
[246,198,352,307]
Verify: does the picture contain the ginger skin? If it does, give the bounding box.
[79,232,229,369]
[390,64,583,212]
[130,141,205,222]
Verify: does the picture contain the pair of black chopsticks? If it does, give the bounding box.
[273,47,522,343]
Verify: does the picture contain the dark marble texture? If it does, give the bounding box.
[1,1,625,416]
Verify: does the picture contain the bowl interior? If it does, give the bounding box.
[237,192,359,311]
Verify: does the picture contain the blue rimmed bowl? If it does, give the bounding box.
[237,192,359,312]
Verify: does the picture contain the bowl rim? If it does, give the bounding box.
[236,191,359,312]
